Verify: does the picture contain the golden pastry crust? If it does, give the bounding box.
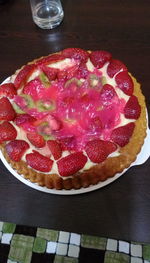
[0,50,147,190]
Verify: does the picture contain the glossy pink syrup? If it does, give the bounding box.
[13,66,126,151]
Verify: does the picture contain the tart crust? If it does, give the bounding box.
[0,51,147,190]
[0,73,147,190]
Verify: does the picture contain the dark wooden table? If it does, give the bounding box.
[0,0,150,243]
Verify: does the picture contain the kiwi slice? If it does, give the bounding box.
[39,72,50,87]
[12,103,25,114]
[65,78,82,88]
[88,74,101,88]
[42,134,55,141]
[36,100,56,112]
[21,94,35,108]
[101,76,107,86]
[37,122,55,141]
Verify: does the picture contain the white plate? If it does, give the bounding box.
[0,77,150,195]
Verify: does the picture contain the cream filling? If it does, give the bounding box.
[9,57,136,177]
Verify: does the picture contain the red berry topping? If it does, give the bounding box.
[57,65,79,81]
[57,152,87,177]
[36,54,65,66]
[47,140,62,160]
[89,116,103,132]
[62,48,89,63]
[124,95,141,119]
[75,62,88,79]
[23,78,45,101]
[0,121,17,143]
[14,114,36,127]
[110,122,135,147]
[0,83,16,99]
[5,140,29,161]
[100,84,117,105]
[0,97,16,121]
[90,50,112,68]
[85,139,117,163]
[41,65,58,81]
[26,151,53,172]
[115,71,133,95]
[58,136,76,150]
[107,59,127,78]
[14,64,35,89]
[27,132,46,148]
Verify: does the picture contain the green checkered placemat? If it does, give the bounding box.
[0,221,150,263]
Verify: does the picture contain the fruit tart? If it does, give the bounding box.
[0,48,147,190]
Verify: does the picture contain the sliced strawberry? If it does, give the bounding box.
[57,69,67,81]
[62,48,89,63]
[107,59,127,78]
[85,139,117,163]
[36,54,65,66]
[124,95,141,119]
[14,114,36,126]
[100,84,117,105]
[0,121,17,143]
[57,65,79,81]
[0,83,16,99]
[57,152,87,177]
[0,97,16,121]
[90,50,112,68]
[75,62,89,79]
[110,122,135,147]
[14,114,36,132]
[5,140,29,161]
[27,132,46,148]
[23,78,45,101]
[14,64,35,89]
[115,71,133,95]
[41,65,58,81]
[58,136,76,150]
[26,151,53,172]
[47,140,62,160]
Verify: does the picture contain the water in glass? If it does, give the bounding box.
[31,0,64,29]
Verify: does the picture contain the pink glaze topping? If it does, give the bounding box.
[13,60,126,151]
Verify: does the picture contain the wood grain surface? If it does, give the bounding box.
[0,0,150,242]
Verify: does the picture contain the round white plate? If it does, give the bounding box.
[0,77,150,195]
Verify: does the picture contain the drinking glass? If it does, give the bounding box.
[30,0,64,29]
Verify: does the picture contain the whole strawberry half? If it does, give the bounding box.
[107,59,127,78]
[90,50,112,68]
[57,152,87,177]
[47,140,62,160]
[0,97,16,121]
[62,48,89,63]
[5,140,29,161]
[27,132,46,148]
[110,122,135,147]
[26,151,53,172]
[124,95,141,119]
[0,121,17,143]
[14,64,35,89]
[85,139,117,163]
[0,83,16,99]
[115,71,133,96]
